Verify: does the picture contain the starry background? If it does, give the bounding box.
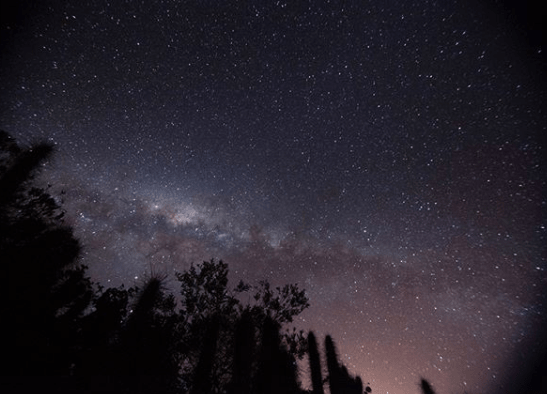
[1,1,546,393]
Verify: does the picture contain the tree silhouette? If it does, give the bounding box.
[325,334,368,394]
[77,284,133,376]
[420,378,437,394]
[0,132,316,394]
[190,314,221,394]
[0,130,53,207]
[254,315,301,394]
[175,259,241,389]
[6,131,525,394]
[74,276,178,394]
[227,310,254,394]
[308,331,325,394]
[118,276,178,388]
[0,131,94,380]
[175,259,309,392]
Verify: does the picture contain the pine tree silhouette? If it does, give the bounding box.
[308,331,325,394]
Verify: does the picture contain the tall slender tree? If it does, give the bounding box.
[254,316,301,394]
[119,276,178,394]
[325,335,367,394]
[190,314,221,394]
[325,335,342,394]
[308,331,325,394]
[227,310,254,394]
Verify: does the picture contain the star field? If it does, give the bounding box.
[1,1,546,393]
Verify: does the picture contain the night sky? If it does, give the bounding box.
[1,1,546,393]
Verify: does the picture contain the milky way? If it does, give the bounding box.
[1,1,546,393]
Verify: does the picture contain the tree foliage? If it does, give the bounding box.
[0,130,94,378]
[174,259,309,392]
[0,131,376,394]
